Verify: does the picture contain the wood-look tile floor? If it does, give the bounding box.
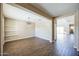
[3,35,79,56]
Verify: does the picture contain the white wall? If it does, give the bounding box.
[16,20,35,38]
[35,18,52,42]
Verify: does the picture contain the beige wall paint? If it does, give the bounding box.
[0,3,1,55]
[1,4,4,56]
[53,18,57,41]
[5,18,35,42]
[52,17,56,42]
[74,11,79,51]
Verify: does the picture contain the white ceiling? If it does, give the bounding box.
[3,4,51,23]
[32,3,79,17]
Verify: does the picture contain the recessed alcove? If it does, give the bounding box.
[4,17,35,42]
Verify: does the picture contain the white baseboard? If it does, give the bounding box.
[35,36,55,43]
[35,35,49,40]
[49,38,52,43]
[49,40,56,43]
[5,36,34,43]
[34,36,50,42]
[5,35,55,44]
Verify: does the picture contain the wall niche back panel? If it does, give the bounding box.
[4,18,35,42]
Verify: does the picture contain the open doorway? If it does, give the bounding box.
[56,15,75,41]
[69,24,74,34]
[54,15,77,55]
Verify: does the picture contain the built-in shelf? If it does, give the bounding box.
[4,17,16,43]
[5,30,17,32]
[5,35,19,38]
[4,25,15,27]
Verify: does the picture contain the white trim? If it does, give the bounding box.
[34,36,50,42]
[49,39,56,43]
[5,36,34,43]
[35,35,55,43]
[49,40,53,43]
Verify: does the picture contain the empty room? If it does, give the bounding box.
[0,3,79,56]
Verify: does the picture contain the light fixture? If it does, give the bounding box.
[26,16,32,24]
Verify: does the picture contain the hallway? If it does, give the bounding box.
[3,34,79,56]
[49,34,78,56]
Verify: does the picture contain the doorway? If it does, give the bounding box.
[56,15,75,41]
[54,15,77,55]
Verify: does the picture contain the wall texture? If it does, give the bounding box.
[5,18,35,42]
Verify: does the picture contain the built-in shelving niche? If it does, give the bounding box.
[4,17,17,42]
[4,17,35,42]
